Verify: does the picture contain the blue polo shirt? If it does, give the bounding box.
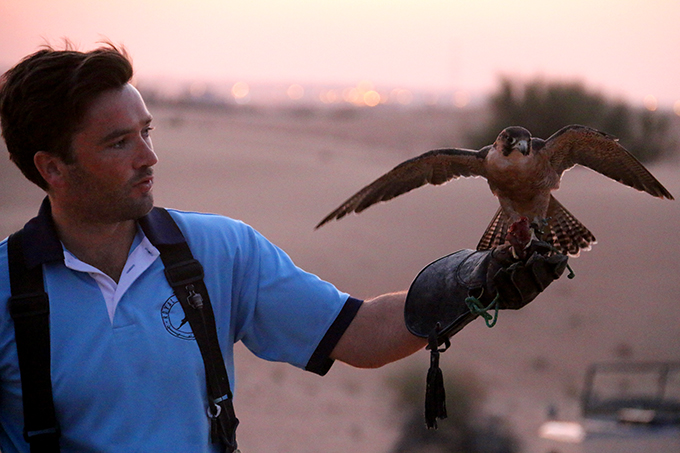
[0,199,362,452]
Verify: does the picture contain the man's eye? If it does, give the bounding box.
[142,126,154,138]
[111,139,126,149]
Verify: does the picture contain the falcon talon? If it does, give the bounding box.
[566,263,576,279]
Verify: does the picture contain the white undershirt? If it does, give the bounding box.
[62,234,160,323]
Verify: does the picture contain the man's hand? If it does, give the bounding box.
[489,240,569,309]
[404,240,568,341]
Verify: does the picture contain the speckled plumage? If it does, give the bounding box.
[317,125,674,256]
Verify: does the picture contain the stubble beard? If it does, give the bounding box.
[66,166,155,225]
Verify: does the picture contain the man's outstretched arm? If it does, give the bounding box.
[330,291,427,368]
[329,241,568,369]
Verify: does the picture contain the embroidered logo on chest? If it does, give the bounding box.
[161,295,195,340]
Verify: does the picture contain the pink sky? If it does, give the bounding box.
[1,0,679,108]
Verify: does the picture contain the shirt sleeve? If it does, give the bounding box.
[231,223,357,371]
[305,296,363,375]
[169,210,357,373]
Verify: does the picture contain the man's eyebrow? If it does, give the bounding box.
[98,115,153,145]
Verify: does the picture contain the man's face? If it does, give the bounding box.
[61,83,158,224]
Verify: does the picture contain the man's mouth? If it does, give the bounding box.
[134,173,154,193]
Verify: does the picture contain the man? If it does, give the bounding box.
[0,44,565,452]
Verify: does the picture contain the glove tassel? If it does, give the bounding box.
[425,325,448,429]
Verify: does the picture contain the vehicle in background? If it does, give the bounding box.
[539,361,680,453]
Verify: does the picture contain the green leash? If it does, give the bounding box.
[465,293,501,328]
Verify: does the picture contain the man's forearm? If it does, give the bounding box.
[330,291,427,368]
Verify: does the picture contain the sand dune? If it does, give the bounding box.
[1,104,678,452]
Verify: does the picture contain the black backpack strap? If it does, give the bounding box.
[139,207,239,453]
[7,229,60,452]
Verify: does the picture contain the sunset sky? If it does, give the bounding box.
[1,0,679,108]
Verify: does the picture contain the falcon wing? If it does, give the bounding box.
[544,125,674,199]
[316,147,488,228]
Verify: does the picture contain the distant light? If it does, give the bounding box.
[392,89,413,105]
[453,90,470,108]
[287,84,304,100]
[643,94,658,111]
[231,82,249,99]
[357,80,374,93]
[673,100,680,116]
[538,421,585,443]
[343,87,361,104]
[363,90,381,107]
[320,89,340,104]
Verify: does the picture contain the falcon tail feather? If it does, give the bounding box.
[476,197,596,257]
[546,196,596,257]
[477,207,509,251]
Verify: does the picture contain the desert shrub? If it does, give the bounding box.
[388,366,519,453]
[468,77,675,163]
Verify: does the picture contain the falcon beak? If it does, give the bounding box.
[514,139,529,155]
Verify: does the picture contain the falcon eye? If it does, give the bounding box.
[508,137,516,145]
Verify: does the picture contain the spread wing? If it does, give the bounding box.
[544,125,673,199]
[316,147,488,228]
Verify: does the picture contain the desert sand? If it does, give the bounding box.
[1,103,678,452]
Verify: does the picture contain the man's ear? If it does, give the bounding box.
[34,151,67,189]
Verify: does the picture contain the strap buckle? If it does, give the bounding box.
[23,425,60,443]
[207,392,233,419]
[164,259,204,287]
[9,292,50,319]
[207,403,222,419]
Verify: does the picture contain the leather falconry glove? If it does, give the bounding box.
[405,240,568,340]
[403,239,569,429]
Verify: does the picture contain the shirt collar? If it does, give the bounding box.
[21,197,64,269]
[20,197,155,269]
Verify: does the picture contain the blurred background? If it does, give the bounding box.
[1,1,679,452]
[3,0,680,111]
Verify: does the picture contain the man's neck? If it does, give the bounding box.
[50,200,137,283]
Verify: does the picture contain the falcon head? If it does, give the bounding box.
[497,126,532,156]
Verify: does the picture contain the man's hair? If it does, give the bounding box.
[0,43,134,189]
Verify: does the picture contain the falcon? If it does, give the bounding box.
[316,125,674,256]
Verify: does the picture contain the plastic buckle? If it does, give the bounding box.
[207,403,222,419]
[23,426,59,443]
[8,292,49,319]
[164,259,204,287]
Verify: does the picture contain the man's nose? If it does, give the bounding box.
[135,138,158,168]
